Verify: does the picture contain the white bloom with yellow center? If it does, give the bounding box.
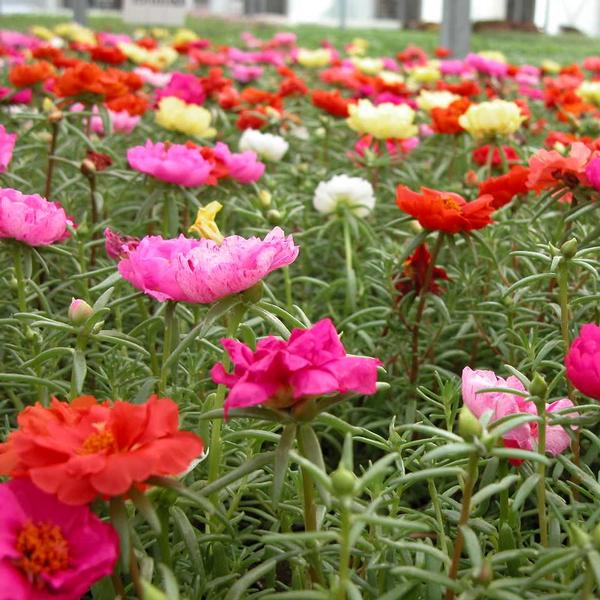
[416,90,460,112]
[313,175,375,217]
[239,129,289,162]
[458,99,524,139]
[347,99,417,140]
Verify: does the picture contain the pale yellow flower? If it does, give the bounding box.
[31,26,55,41]
[54,23,95,45]
[347,37,369,56]
[351,57,385,75]
[378,70,404,85]
[188,201,224,243]
[172,28,198,46]
[478,50,507,64]
[458,100,524,139]
[297,48,331,68]
[416,90,460,112]
[407,64,441,85]
[577,81,600,106]
[118,42,177,69]
[541,59,561,74]
[155,97,216,138]
[347,99,417,140]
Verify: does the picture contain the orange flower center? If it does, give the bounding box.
[439,194,461,211]
[79,428,117,455]
[16,521,69,584]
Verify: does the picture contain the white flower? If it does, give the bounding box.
[313,175,375,217]
[239,129,289,162]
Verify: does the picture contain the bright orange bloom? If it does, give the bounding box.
[106,93,148,116]
[396,186,495,233]
[527,142,591,192]
[311,89,352,118]
[0,395,203,505]
[431,97,470,134]
[53,63,142,100]
[9,61,54,88]
[479,165,530,209]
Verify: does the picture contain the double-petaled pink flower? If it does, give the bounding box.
[0,125,16,173]
[211,318,380,416]
[0,188,73,246]
[127,140,212,187]
[214,142,265,183]
[565,324,600,400]
[118,227,299,303]
[0,478,118,600]
[461,367,575,457]
[155,72,206,105]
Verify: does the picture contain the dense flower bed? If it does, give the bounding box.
[1,21,600,599]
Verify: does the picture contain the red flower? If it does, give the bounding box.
[85,150,112,171]
[472,144,519,167]
[9,61,54,88]
[435,46,452,58]
[527,142,592,192]
[396,185,495,233]
[0,395,203,505]
[435,79,480,97]
[106,93,148,116]
[395,244,449,298]
[236,106,271,130]
[279,76,308,97]
[478,165,530,208]
[311,89,352,118]
[89,45,127,65]
[430,97,470,134]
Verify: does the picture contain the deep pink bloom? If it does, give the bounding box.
[585,157,600,191]
[214,142,265,183]
[155,72,205,105]
[0,125,16,173]
[211,318,380,415]
[462,367,574,456]
[465,53,508,78]
[118,227,299,303]
[0,87,32,104]
[0,478,118,600]
[127,140,212,187]
[0,188,73,246]
[566,324,600,399]
[104,227,140,260]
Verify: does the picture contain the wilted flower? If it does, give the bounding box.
[189,201,224,243]
[313,174,375,217]
[0,188,73,246]
[459,100,524,138]
[347,99,417,140]
[104,227,139,260]
[566,324,600,400]
[239,129,289,162]
[211,318,380,416]
[395,244,449,297]
[0,478,119,599]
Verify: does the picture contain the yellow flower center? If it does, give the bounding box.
[79,428,117,455]
[440,194,461,211]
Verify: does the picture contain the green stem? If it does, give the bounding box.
[581,562,595,600]
[499,459,509,528]
[336,499,352,600]
[429,478,449,553]
[44,120,59,199]
[12,243,27,312]
[558,261,574,399]
[343,216,356,313]
[536,398,548,547]
[283,265,293,311]
[445,452,479,600]
[159,301,176,395]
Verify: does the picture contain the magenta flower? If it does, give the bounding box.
[104,227,140,260]
[214,142,265,183]
[212,318,381,416]
[585,157,600,192]
[155,72,206,105]
[0,188,73,246]
[127,140,212,187]
[0,125,16,173]
[118,227,299,303]
[462,367,574,456]
[566,324,600,399]
[0,478,118,600]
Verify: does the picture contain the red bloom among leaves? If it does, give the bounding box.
[89,45,127,65]
[430,97,470,134]
[478,165,530,209]
[311,89,352,118]
[85,150,112,172]
[395,244,449,298]
[0,395,203,505]
[396,186,495,233]
[472,144,519,167]
[9,61,54,88]
[279,76,308,97]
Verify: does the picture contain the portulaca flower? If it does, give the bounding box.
[239,129,289,162]
[313,175,375,217]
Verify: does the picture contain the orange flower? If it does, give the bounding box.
[53,62,104,97]
[9,61,54,88]
[430,97,470,134]
[396,185,495,233]
[527,142,591,193]
[479,165,530,208]
[311,89,352,118]
[0,395,203,505]
[106,93,148,116]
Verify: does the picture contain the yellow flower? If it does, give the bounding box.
[189,201,224,243]
[458,100,524,139]
[407,64,441,85]
[31,26,55,41]
[478,50,507,64]
[347,99,417,140]
[118,42,177,69]
[379,70,404,85]
[347,37,369,56]
[541,59,561,74]
[151,28,169,39]
[54,22,95,45]
[297,48,331,68]
[577,81,600,106]
[416,90,460,112]
[172,28,198,46]
[351,57,384,75]
[155,97,216,138]
[42,97,57,112]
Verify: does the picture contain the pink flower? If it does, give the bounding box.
[0,478,118,600]
[211,318,381,416]
[104,227,139,260]
[585,157,600,191]
[213,142,265,183]
[155,72,205,105]
[0,125,16,173]
[231,65,264,83]
[465,53,508,78]
[127,140,212,187]
[134,67,172,88]
[118,227,299,303]
[566,324,600,399]
[462,367,574,457]
[70,103,140,135]
[0,188,73,246]
[0,87,32,104]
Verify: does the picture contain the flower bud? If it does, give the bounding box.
[410,220,423,234]
[570,524,591,547]
[267,209,282,225]
[458,405,482,440]
[528,373,547,399]
[592,523,600,550]
[331,466,357,496]
[68,298,93,324]
[80,158,96,178]
[48,110,63,124]
[258,189,272,208]
[475,559,493,585]
[560,238,578,259]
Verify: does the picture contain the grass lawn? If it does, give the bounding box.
[2,11,599,64]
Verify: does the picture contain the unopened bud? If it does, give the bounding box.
[475,559,493,584]
[48,110,63,124]
[410,220,423,234]
[529,373,547,399]
[331,466,357,496]
[68,298,93,324]
[266,209,282,225]
[258,189,272,208]
[570,524,591,548]
[80,158,96,178]
[458,405,482,440]
[560,238,578,259]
